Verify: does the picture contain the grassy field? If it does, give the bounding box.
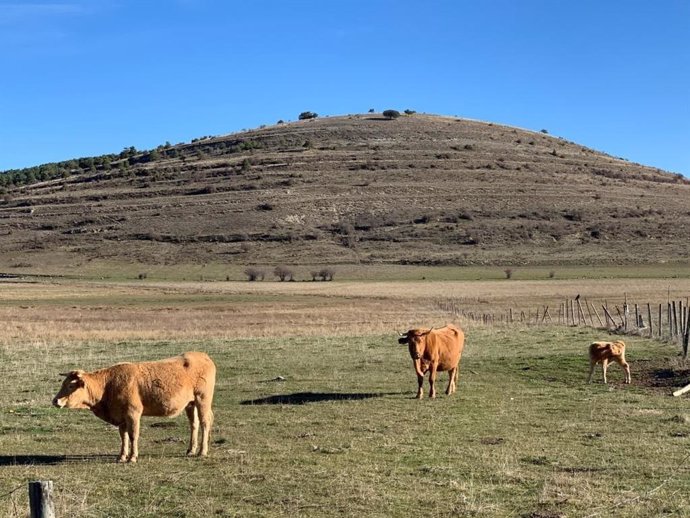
[1,278,690,517]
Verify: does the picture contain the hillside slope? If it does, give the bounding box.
[1,114,688,271]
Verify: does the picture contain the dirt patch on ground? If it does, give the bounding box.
[633,357,690,393]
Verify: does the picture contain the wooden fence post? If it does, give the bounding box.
[585,299,595,326]
[590,301,604,327]
[29,481,55,518]
[602,305,615,329]
[684,307,690,359]
[647,303,653,338]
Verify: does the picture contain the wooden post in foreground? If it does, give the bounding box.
[673,383,690,397]
[29,481,55,518]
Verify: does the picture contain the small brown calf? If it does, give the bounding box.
[587,340,631,384]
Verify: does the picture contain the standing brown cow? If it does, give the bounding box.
[398,324,465,399]
[53,351,216,463]
[587,340,631,384]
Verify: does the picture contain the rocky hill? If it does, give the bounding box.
[1,114,688,272]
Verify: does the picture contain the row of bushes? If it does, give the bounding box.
[244,266,335,282]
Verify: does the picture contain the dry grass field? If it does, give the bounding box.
[1,276,690,516]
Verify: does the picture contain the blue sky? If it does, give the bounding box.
[1,0,688,175]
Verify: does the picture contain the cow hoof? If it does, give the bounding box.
[128,457,138,464]
[117,457,127,463]
[186,450,198,457]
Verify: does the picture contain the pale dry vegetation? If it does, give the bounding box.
[0,277,688,345]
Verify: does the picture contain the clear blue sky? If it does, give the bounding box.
[1,0,688,175]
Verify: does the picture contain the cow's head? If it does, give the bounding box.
[398,328,432,360]
[52,370,90,409]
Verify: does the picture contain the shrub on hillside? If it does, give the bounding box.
[298,111,318,120]
[383,109,401,119]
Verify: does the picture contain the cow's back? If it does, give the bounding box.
[430,325,465,371]
[104,352,216,418]
[589,341,625,361]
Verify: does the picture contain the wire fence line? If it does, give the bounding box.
[436,294,690,356]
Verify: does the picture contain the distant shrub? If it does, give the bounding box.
[368,108,375,113]
[504,268,513,279]
[277,119,284,124]
[318,268,335,281]
[549,270,556,279]
[310,270,320,281]
[382,109,401,120]
[540,129,549,134]
[138,272,148,280]
[257,202,273,211]
[298,111,318,120]
[273,265,294,281]
[404,109,416,115]
[244,268,265,281]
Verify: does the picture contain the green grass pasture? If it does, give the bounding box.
[2,327,689,517]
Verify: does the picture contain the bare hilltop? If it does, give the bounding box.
[1,113,688,274]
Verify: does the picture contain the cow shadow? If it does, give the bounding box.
[240,391,397,405]
[0,454,114,466]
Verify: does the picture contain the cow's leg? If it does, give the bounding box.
[446,367,456,395]
[415,372,424,399]
[428,363,438,399]
[185,403,199,456]
[118,424,129,463]
[619,359,631,384]
[126,411,142,463]
[587,361,596,383]
[601,359,609,384]
[197,396,214,457]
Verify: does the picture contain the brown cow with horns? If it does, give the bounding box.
[398,324,465,399]
[52,351,216,463]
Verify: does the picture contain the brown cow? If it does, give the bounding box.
[587,340,631,384]
[53,351,216,463]
[398,324,465,399]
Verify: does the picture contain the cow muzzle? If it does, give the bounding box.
[52,397,65,408]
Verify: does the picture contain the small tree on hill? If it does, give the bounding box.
[298,111,318,120]
[383,109,401,120]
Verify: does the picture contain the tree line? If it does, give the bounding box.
[244,266,335,282]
